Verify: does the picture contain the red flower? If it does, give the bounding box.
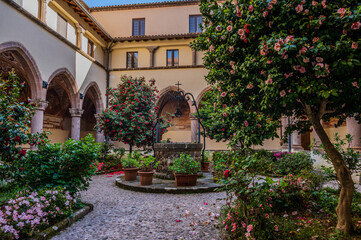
[224,169,230,178]
[19,149,27,156]
[14,136,21,142]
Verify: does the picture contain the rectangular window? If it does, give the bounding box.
[132,18,145,36]
[166,50,179,67]
[127,52,138,68]
[57,14,67,38]
[87,40,94,57]
[189,15,202,33]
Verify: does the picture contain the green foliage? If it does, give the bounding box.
[0,73,46,181]
[170,153,201,175]
[138,155,158,172]
[96,75,171,149]
[275,152,314,175]
[121,154,140,168]
[17,135,99,196]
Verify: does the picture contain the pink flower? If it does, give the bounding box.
[204,202,208,205]
[260,49,267,56]
[263,11,268,17]
[274,43,281,51]
[223,112,227,117]
[216,26,222,31]
[337,8,346,18]
[237,11,242,17]
[312,1,318,6]
[343,29,347,35]
[230,70,235,75]
[265,214,269,218]
[274,225,279,231]
[238,29,245,36]
[322,0,326,8]
[267,60,273,64]
[209,45,214,52]
[247,224,253,232]
[242,221,246,228]
[316,57,324,62]
[295,4,303,13]
[224,169,230,178]
[292,211,298,215]
[221,92,227,97]
[352,82,359,88]
[351,22,361,30]
[299,46,307,55]
[299,66,306,73]
[229,61,235,66]
[176,219,181,222]
[285,35,294,43]
[245,233,251,238]
[303,57,310,63]
[313,37,319,43]
[266,78,273,84]
[260,70,265,75]
[248,5,253,12]
[352,42,359,49]
[229,46,234,52]
[247,83,254,89]
[227,25,233,32]
[280,90,286,97]
[244,121,249,127]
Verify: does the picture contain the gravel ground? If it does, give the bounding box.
[52,174,227,240]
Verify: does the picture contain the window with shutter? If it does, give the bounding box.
[127,52,138,68]
[132,19,145,36]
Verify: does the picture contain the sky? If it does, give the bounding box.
[83,0,180,7]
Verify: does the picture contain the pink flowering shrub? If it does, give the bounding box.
[0,187,77,240]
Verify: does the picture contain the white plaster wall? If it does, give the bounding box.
[22,0,38,17]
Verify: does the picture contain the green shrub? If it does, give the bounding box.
[275,152,314,176]
[121,155,139,168]
[139,155,158,172]
[18,135,99,196]
[170,153,200,175]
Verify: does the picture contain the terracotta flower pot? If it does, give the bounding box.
[201,162,210,172]
[123,168,138,181]
[138,171,154,186]
[174,174,198,187]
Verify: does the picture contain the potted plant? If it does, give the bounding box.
[201,151,211,172]
[121,154,139,181]
[170,153,201,186]
[138,156,158,186]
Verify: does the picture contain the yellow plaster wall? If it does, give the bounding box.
[91,5,201,37]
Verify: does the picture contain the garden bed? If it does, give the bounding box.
[31,203,93,240]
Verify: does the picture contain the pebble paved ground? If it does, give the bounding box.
[53,174,227,240]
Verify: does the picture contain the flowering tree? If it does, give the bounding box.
[96,75,170,152]
[193,0,361,233]
[0,73,45,181]
[198,90,278,146]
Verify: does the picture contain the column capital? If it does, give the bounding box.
[31,99,48,111]
[69,108,84,117]
[146,46,159,53]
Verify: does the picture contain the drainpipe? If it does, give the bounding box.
[105,40,114,107]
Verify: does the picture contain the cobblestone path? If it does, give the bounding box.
[53,174,226,240]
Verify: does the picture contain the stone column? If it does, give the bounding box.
[75,23,83,49]
[69,108,84,140]
[292,131,304,151]
[346,117,361,151]
[146,46,159,68]
[38,0,48,23]
[190,114,199,143]
[281,116,289,150]
[94,114,105,143]
[31,100,48,134]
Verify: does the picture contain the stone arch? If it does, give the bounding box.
[0,41,43,99]
[81,81,104,114]
[195,86,213,111]
[157,85,192,142]
[46,68,79,109]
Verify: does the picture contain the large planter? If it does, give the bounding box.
[123,168,138,181]
[174,173,198,187]
[201,162,210,172]
[138,171,154,186]
[154,143,203,179]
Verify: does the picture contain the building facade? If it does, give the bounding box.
[1,0,360,154]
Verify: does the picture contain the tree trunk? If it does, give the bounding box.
[129,145,133,154]
[307,110,354,234]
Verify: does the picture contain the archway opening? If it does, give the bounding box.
[44,74,73,142]
[158,90,191,142]
[81,87,98,139]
